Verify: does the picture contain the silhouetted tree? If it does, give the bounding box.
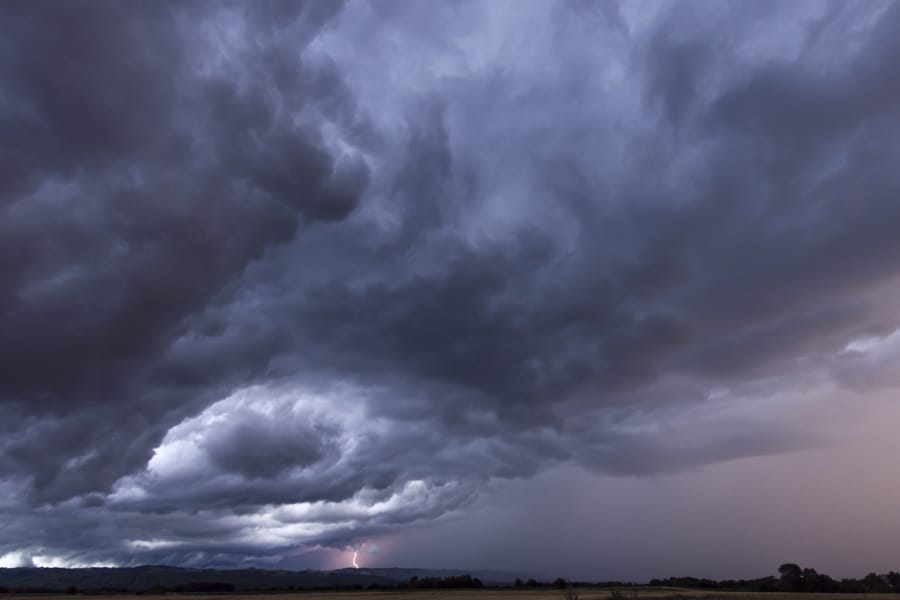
[863,572,889,593]
[779,563,803,592]
[887,571,900,592]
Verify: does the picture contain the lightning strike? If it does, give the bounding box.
[351,550,359,569]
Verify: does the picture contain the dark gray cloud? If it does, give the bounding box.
[0,0,368,502]
[2,0,900,573]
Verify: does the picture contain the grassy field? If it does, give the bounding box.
[8,590,900,600]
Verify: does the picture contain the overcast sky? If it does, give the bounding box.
[3,0,900,582]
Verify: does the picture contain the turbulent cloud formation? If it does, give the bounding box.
[2,0,900,572]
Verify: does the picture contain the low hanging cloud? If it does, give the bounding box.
[3,0,900,568]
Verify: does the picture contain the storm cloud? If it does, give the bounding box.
[2,0,900,574]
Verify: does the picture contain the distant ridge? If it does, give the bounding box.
[334,566,527,584]
[0,565,523,592]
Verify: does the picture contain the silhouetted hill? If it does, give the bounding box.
[0,565,394,592]
[0,565,522,592]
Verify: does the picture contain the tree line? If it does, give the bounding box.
[648,563,900,594]
[4,563,900,595]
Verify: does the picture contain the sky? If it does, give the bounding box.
[2,0,900,582]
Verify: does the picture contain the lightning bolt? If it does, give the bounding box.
[351,550,359,569]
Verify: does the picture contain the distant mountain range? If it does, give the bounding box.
[0,565,524,592]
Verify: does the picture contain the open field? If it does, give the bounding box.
[7,591,900,600]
